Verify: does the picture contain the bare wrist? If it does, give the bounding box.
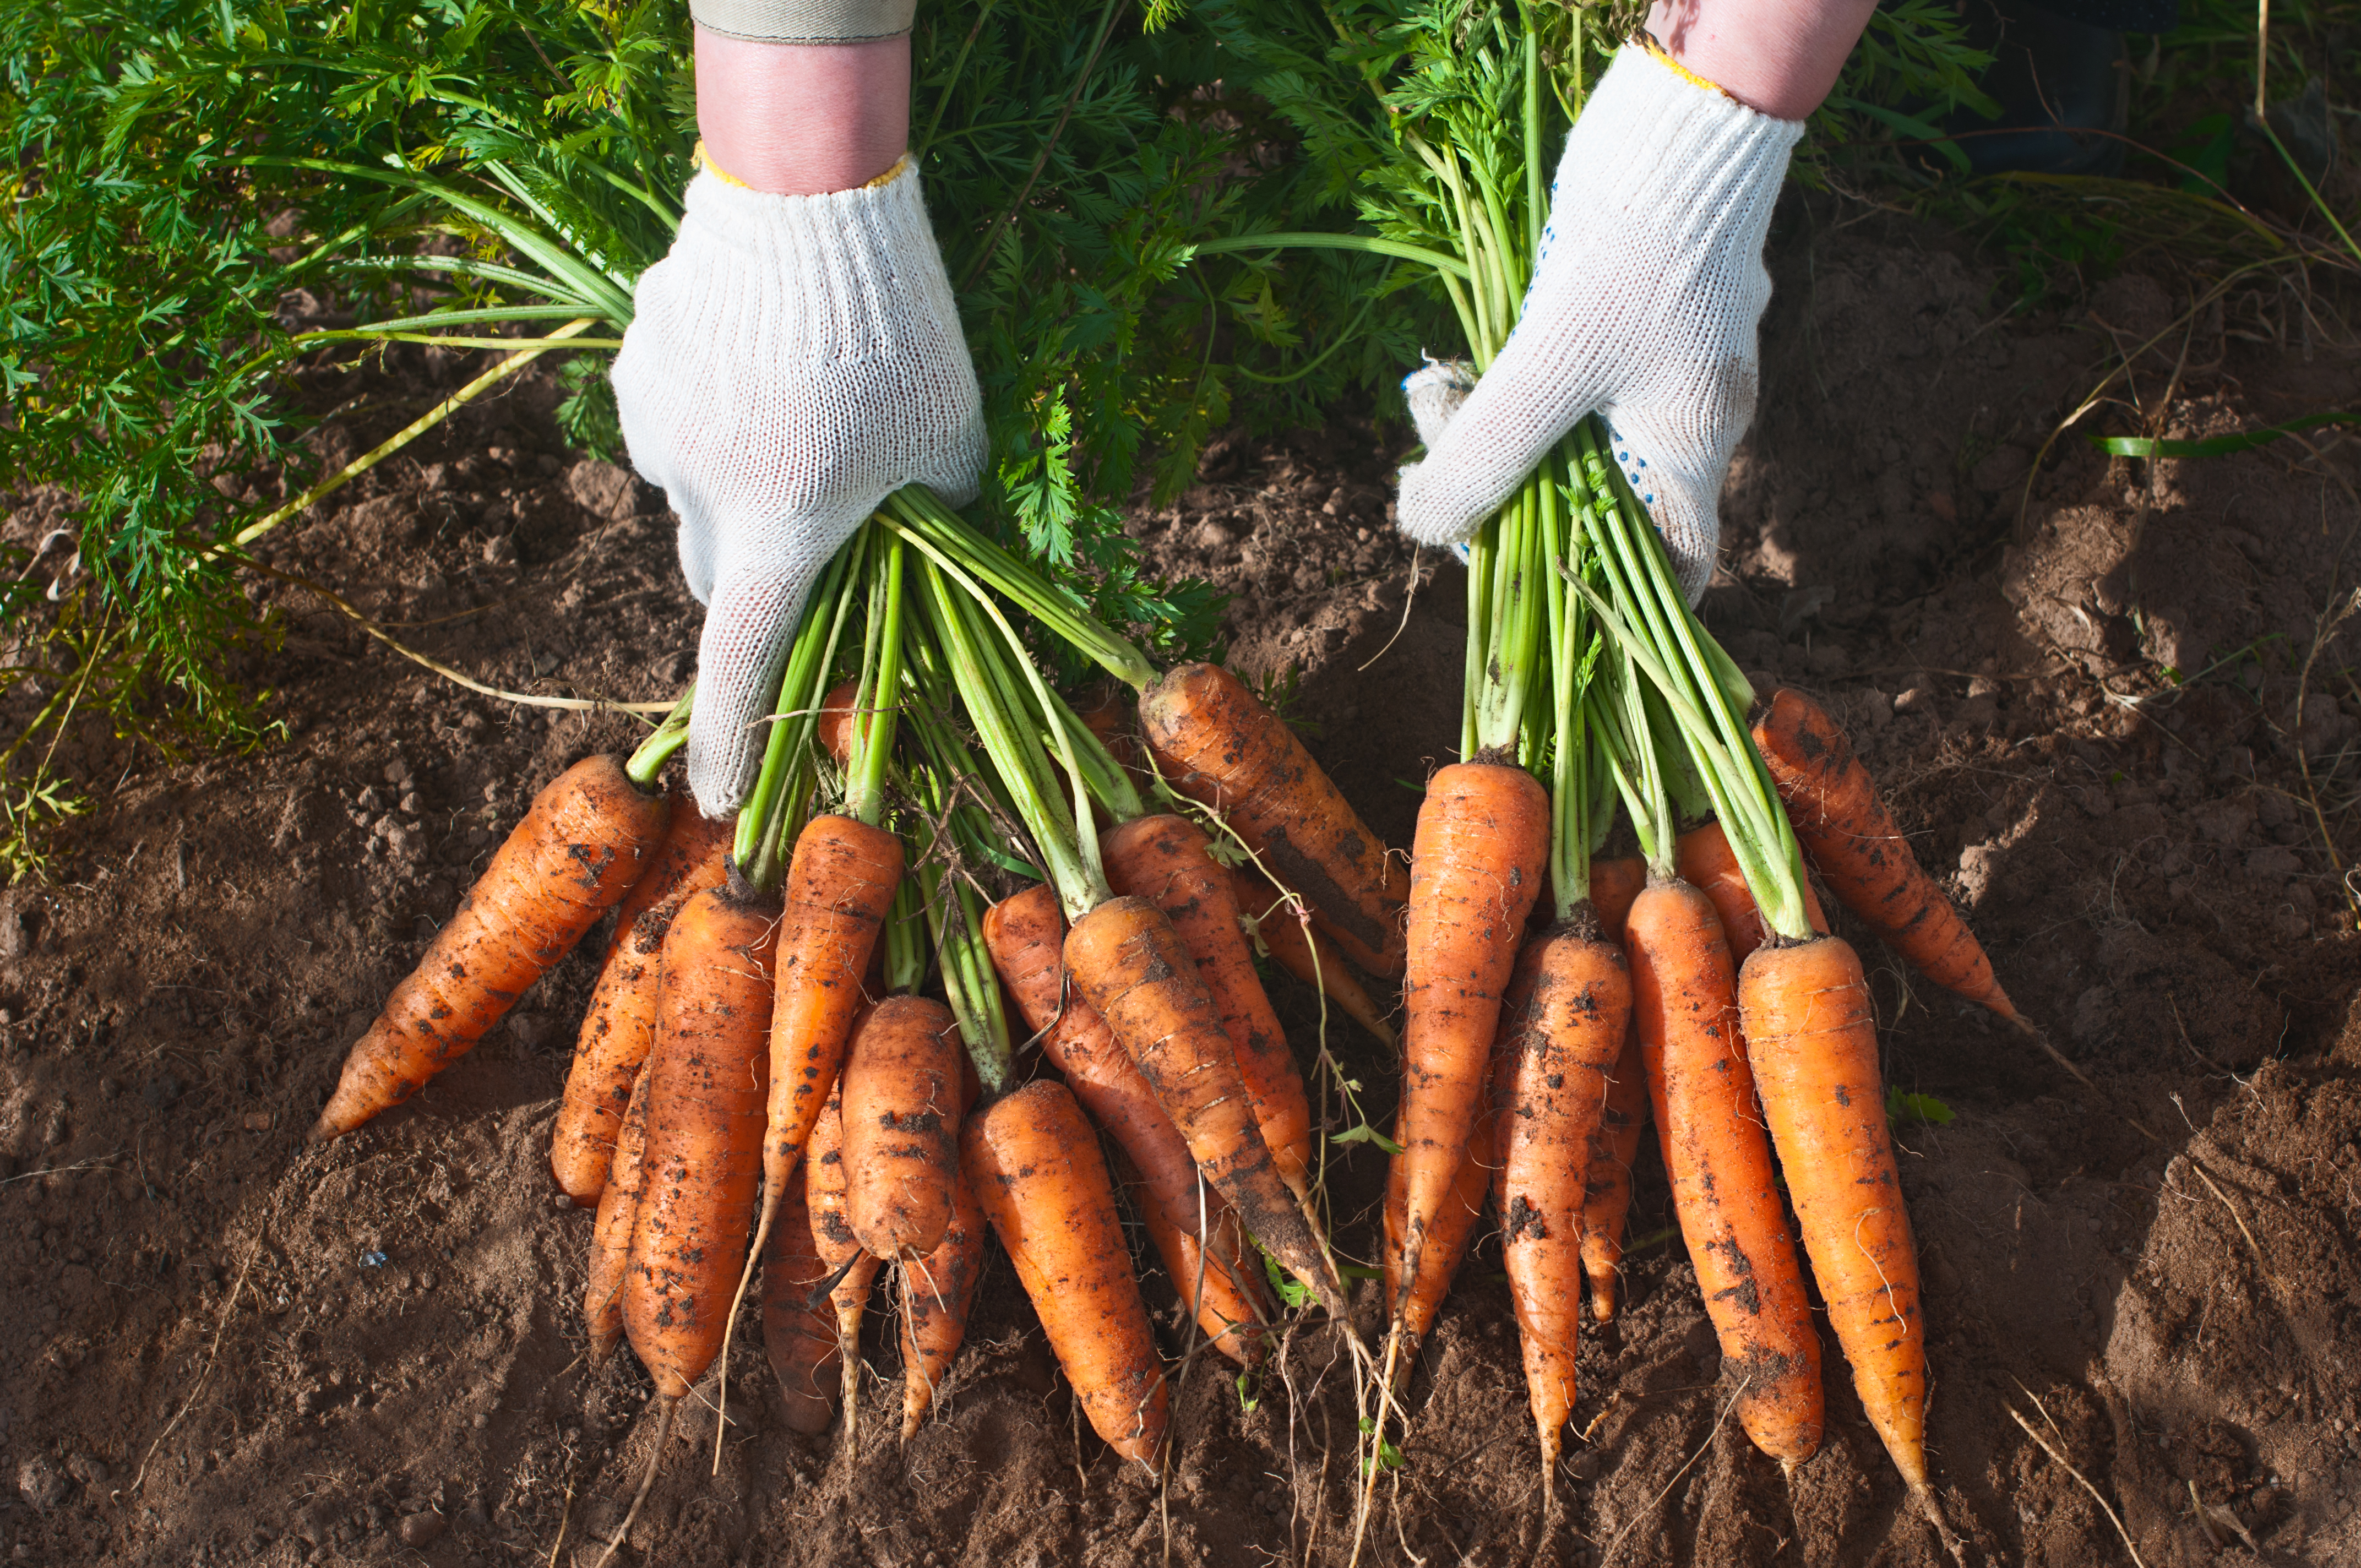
[695,27,910,195]
[1645,0,1877,122]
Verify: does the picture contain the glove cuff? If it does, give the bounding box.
[1547,42,1804,257]
[669,158,960,362]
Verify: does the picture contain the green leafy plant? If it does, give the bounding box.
[1886,1087,1956,1128]
[1,0,1262,876]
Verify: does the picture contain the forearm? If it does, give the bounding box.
[694,26,910,196]
[1647,0,1878,121]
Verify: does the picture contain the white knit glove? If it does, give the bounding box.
[614,158,983,816]
[1395,43,1804,603]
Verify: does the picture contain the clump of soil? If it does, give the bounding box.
[3,198,2359,1567]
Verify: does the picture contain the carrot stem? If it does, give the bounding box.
[624,685,695,788]
[735,532,864,891]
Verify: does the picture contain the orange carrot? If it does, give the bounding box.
[983,887,1206,1242]
[1103,813,1315,1203]
[584,1059,652,1366]
[1740,933,1938,1521]
[552,806,734,1204]
[1074,679,1155,798]
[1129,1158,1271,1367]
[1577,1027,1650,1323]
[1391,760,1549,1316]
[1492,924,1631,1484]
[315,754,669,1138]
[763,1170,842,1436]
[815,676,862,767]
[1381,1092,1497,1384]
[984,884,1272,1349]
[1750,689,2012,1017]
[964,1080,1171,1466]
[899,1066,986,1441]
[841,995,962,1261]
[1674,818,1827,965]
[753,814,904,1259]
[807,1076,882,1445]
[621,885,779,1400]
[1065,894,1344,1314]
[1628,880,1823,1468]
[1139,662,1408,977]
[1588,854,1647,942]
[1231,864,1396,1050]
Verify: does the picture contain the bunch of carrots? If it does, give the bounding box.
[307,480,1417,1533]
[300,16,2041,1554]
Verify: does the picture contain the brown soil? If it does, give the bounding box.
[4,201,2360,1568]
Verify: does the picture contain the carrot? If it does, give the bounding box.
[1381,1092,1496,1383]
[1627,880,1823,1468]
[1231,864,1396,1050]
[1076,679,1150,766]
[552,807,735,1203]
[1587,854,1647,942]
[1102,813,1316,1202]
[1139,662,1408,977]
[1492,923,1631,1486]
[815,676,862,767]
[1391,760,1549,1314]
[807,1076,882,1445]
[762,1170,843,1436]
[1065,894,1345,1314]
[984,884,1272,1347]
[751,813,904,1270]
[1674,818,1827,965]
[983,886,1203,1237]
[1129,1158,1271,1367]
[1749,688,2012,1017]
[963,1080,1171,1466]
[841,995,962,1261]
[584,1060,652,1366]
[899,1069,986,1441]
[314,754,670,1138]
[1740,933,1938,1521]
[1576,1026,1650,1323]
[621,884,779,1400]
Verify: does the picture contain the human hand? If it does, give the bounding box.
[612,158,983,816]
[1392,41,1805,603]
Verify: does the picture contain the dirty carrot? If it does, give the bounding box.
[762,1170,843,1436]
[1129,1157,1271,1368]
[1577,1027,1650,1323]
[1231,864,1396,1050]
[983,886,1209,1245]
[621,882,778,1414]
[314,753,670,1139]
[1628,878,1823,1468]
[1674,817,1826,965]
[1749,688,2011,1017]
[584,1060,653,1367]
[1138,661,1409,977]
[748,813,904,1270]
[1740,933,1941,1527]
[1065,894,1346,1315]
[552,805,735,1204]
[1102,812,1316,1202]
[963,1080,1171,1466]
[841,995,962,1261]
[1382,1091,1497,1382]
[1588,854,1647,941]
[1392,759,1550,1314]
[807,1075,880,1447]
[899,1065,986,1441]
[1493,921,1631,1488]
